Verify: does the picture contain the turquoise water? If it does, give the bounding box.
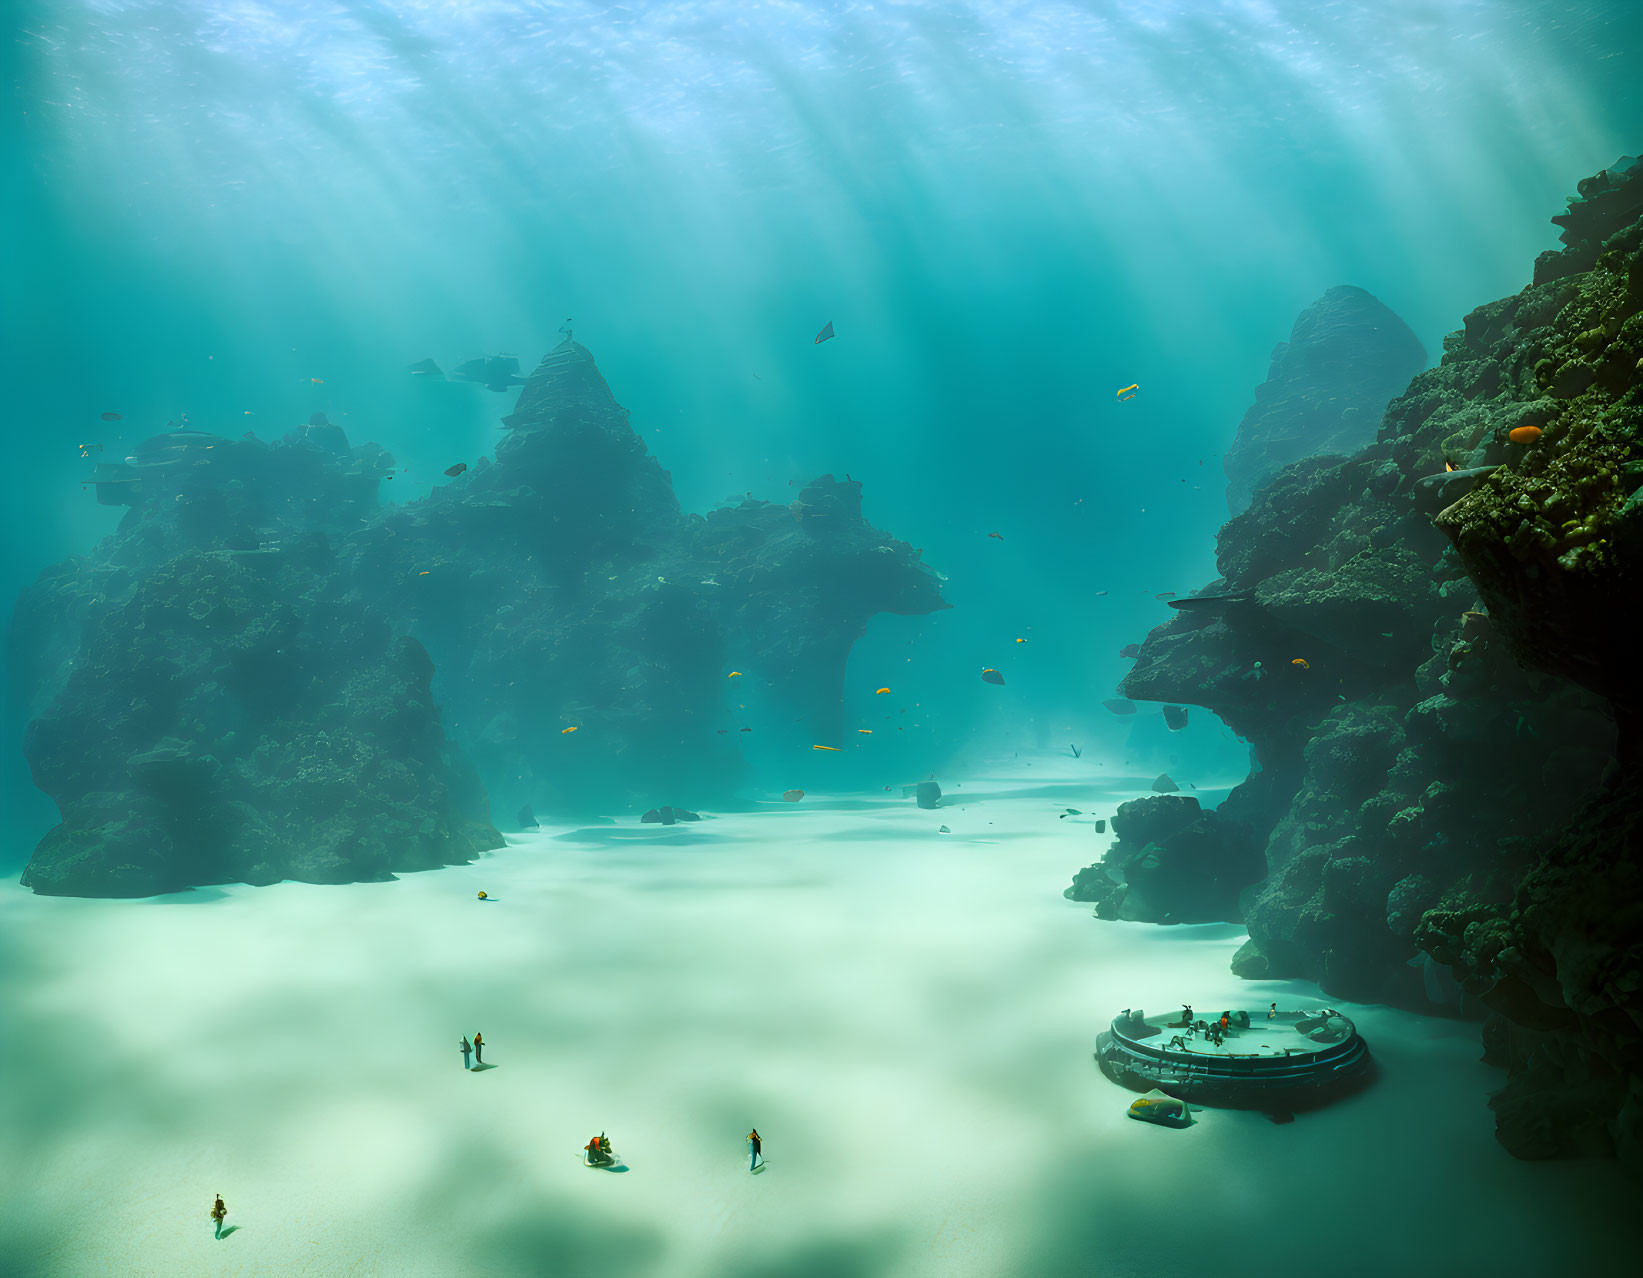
[3,3,1640,839]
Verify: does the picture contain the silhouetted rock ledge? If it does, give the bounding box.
[11,339,945,896]
[1107,158,1642,1172]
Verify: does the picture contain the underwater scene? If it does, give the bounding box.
[3,2,1641,1275]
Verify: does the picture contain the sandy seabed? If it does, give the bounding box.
[0,760,1631,1278]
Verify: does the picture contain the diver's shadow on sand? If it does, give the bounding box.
[216,1226,240,1239]
[469,1062,499,1072]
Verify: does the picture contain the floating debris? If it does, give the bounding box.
[1162,705,1188,731]
[1116,384,1139,401]
[1069,744,1082,759]
[981,668,1005,685]
[100,412,122,421]
[783,789,805,802]
[1508,425,1543,444]
[1102,698,1136,715]
[444,463,468,477]
[814,320,835,345]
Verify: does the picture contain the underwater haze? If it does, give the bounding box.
[4,1,1643,1275]
[7,0,1642,832]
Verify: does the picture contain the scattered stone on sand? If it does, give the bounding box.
[916,780,942,809]
[1152,773,1179,793]
[517,803,539,829]
[938,825,950,833]
[1095,818,1107,833]
[1161,705,1188,731]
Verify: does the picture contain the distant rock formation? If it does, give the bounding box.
[1106,159,1642,1171]
[1222,285,1425,514]
[11,339,946,895]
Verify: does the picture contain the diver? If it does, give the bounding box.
[747,1128,763,1172]
[460,1035,473,1070]
[1177,1004,1194,1028]
[1268,1002,1277,1020]
[210,1193,227,1239]
[585,1133,614,1167]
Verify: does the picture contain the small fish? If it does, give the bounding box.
[418,570,430,576]
[812,744,841,752]
[988,531,1004,540]
[1093,590,1108,597]
[1444,458,1457,472]
[100,412,122,421]
[980,668,1005,685]
[561,725,579,734]
[814,321,835,345]
[444,463,468,477]
[1116,383,1139,401]
[311,377,324,384]
[875,687,891,695]
[783,789,805,802]
[716,729,728,734]
[1292,658,1309,669]
[729,671,743,678]
[858,729,873,734]
[1508,425,1543,444]
[740,727,752,732]
[1015,637,1026,643]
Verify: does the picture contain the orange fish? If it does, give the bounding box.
[561,726,579,734]
[783,789,805,802]
[1508,425,1542,444]
[1291,658,1309,669]
[875,687,891,695]
[812,744,841,752]
[1116,383,1139,401]
[310,377,324,384]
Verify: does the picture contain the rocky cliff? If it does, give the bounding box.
[12,340,946,896]
[1093,157,1642,1170]
[1223,285,1426,514]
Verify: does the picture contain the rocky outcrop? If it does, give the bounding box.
[13,339,946,895]
[1065,794,1262,924]
[1222,286,1425,513]
[1107,158,1642,1169]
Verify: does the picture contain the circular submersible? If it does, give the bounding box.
[1096,1006,1372,1107]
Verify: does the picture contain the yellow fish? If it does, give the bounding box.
[418,571,430,576]
[875,687,891,695]
[858,729,873,734]
[729,671,743,678]
[812,744,841,752]
[1116,383,1139,401]
[562,726,579,734]
[1291,658,1309,669]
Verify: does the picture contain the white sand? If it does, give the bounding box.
[0,759,1630,1277]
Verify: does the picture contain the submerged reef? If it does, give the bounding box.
[1222,285,1425,515]
[12,341,946,896]
[1102,159,1641,1171]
